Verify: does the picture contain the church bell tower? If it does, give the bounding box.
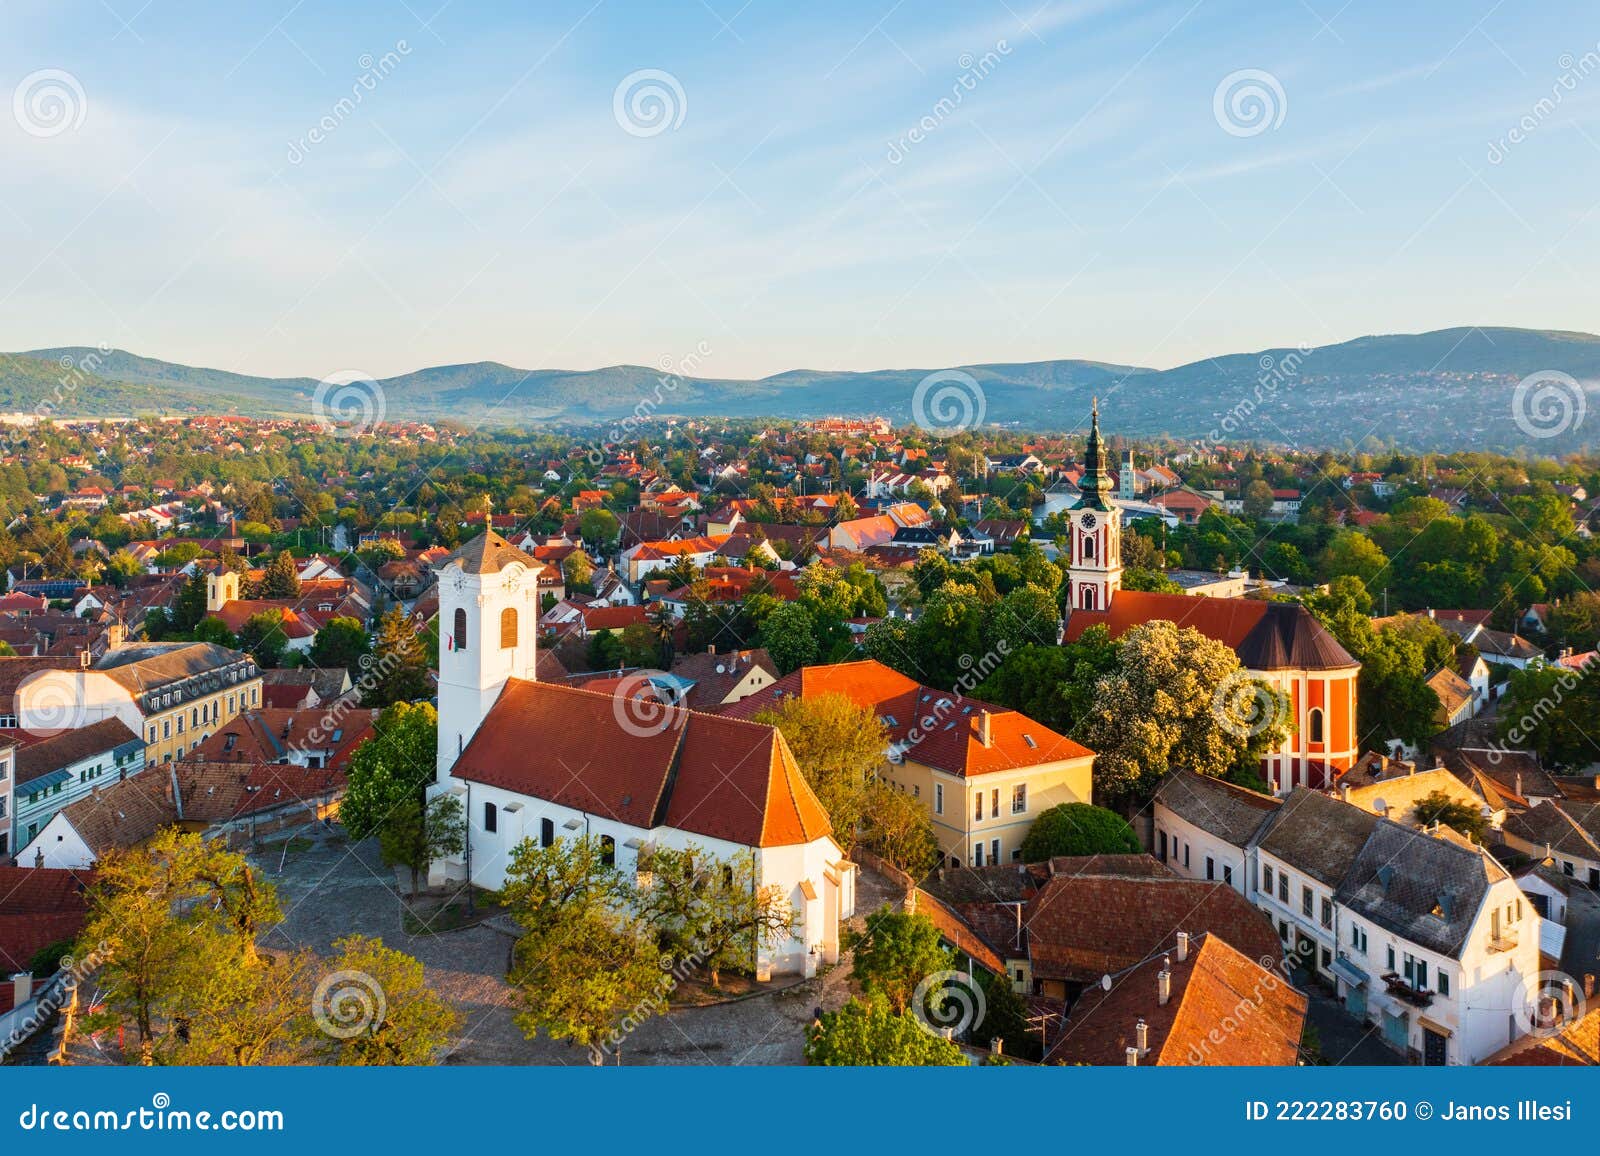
[1067,401,1122,613]
[434,530,543,783]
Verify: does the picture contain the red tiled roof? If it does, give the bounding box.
[1024,872,1284,985]
[0,865,95,973]
[1047,933,1307,1065]
[452,680,832,848]
[723,659,1093,777]
[1063,591,1357,671]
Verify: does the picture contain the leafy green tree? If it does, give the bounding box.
[859,779,940,877]
[977,970,1039,1061]
[578,508,620,551]
[508,899,663,1062]
[308,934,460,1066]
[851,907,952,1015]
[982,583,1060,651]
[170,569,208,633]
[310,616,371,669]
[754,693,886,847]
[1079,621,1289,802]
[364,606,432,705]
[636,846,793,985]
[193,616,237,647]
[972,629,1119,737]
[1122,567,1183,593]
[236,609,287,668]
[804,994,965,1066]
[380,793,466,896]
[340,702,438,842]
[760,601,819,673]
[1499,664,1600,768]
[1413,790,1487,842]
[1019,802,1141,862]
[258,550,301,598]
[1319,530,1389,588]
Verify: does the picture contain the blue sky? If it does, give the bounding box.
[1,0,1597,381]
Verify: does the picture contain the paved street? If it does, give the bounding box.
[260,831,901,1066]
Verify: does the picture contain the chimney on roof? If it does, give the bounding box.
[1338,783,1350,802]
[1176,932,1189,962]
[989,1037,1003,1058]
[1125,1045,1138,1066]
[11,972,33,1006]
[1157,959,1172,1006]
[1135,1018,1149,1056]
[79,647,91,668]
[1516,772,1523,798]
[977,710,993,748]
[706,644,715,655]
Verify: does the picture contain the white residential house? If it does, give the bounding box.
[1331,821,1542,1066]
[1152,770,1280,896]
[1501,800,1600,892]
[7,720,146,854]
[1250,790,1376,985]
[429,531,855,978]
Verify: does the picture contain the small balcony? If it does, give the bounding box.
[1486,928,1519,953]
[1381,973,1435,1008]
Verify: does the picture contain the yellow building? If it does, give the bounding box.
[726,659,1096,866]
[8,642,263,765]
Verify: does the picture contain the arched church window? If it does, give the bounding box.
[500,607,518,649]
[1308,707,1324,745]
[600,834,616,866]
[1080,585,1097,611]
[453,607,467,651]
[1082,535,1096,561]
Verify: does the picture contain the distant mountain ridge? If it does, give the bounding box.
[7,325,1599,451]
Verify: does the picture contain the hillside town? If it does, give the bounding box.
[0,403,1593,1069]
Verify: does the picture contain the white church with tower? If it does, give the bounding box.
[428,530,854,977]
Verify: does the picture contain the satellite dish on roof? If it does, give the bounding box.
[715,664,725,674]
[1372,797,1387,814]
[1101,974,1112,992]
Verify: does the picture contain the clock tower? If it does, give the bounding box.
[1068,401,1122,612]
[434,530,544,783]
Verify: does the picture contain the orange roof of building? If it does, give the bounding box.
[1063,591,1357,671]
[723,658,1093,777]
[452,680,832,848]
[1047,933,1307,1065]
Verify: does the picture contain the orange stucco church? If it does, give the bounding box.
[1060,405,1359,793]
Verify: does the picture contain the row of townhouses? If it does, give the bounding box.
[1154,771,1544,1065]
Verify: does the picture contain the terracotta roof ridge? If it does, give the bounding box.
[515,677,783,732]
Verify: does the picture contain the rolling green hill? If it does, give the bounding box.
[6,326,1598,450]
